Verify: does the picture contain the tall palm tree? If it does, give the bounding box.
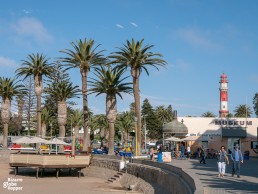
[60,38,105,151]
[110,39,167,155]
[16,53,54,137]
[45,80,80,138]
[88,66,132,155]
[0,77,25,148]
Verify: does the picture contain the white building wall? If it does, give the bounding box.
[178,117,258,137]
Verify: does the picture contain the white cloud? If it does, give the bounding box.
[22,9,31,14]
[116,24,124,29]
[12,17,52,43]
[0,56,17,67]
[173,28,221,50]
[130,22,138,27]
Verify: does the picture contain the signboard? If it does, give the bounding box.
[162,152,171,162]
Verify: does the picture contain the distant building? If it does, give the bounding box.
[163,73,258,156]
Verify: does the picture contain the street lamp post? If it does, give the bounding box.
[50,122,53,138]
[134,117,138,156]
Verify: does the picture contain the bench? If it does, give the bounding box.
[9,154,90,178]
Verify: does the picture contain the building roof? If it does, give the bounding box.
[162,119,188,134]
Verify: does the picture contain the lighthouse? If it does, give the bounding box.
[219,73,229,118]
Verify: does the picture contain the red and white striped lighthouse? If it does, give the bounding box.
[219,73,229,118]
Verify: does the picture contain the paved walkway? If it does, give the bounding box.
[169,157,258,194]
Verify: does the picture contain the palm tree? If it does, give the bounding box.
[45,80,80,138]
[234,104,253,118]
[201,111,216,117]
[70,109,83,139]
[95,114,109,148]
[116,111,134,147]
[110,39,167,155]
[155,105,173,124]
[16,53,54,137]
[60,38,105,151]
[41,108,54,138]
[0,77,25,148]
[88,66,132,155]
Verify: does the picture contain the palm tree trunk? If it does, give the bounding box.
[58,101,67,138]
[41,123,47,138]
[74,126,79,139]
[3,124,8,149]
[59,125,66,138]
[132,68,141,155]
[81,69,89,151]
[34,76,42,137]
[106,94,117,155]
[1,99,11,148]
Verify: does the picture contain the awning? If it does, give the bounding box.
[222,127,247,138]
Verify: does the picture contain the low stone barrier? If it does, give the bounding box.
[86,156,196,194]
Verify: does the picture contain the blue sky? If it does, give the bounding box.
[1,0,258,117]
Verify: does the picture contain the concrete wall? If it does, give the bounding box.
[85,156,197,194]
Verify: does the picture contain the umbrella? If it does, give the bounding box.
[47,138,70,154]
[165,136,182,142]
[181,136,215,142]
[29,137,50,144]
[181,136,198,141]
[48,138,69,145]
[12,136,31,144]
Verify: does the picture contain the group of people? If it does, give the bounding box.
[150,143,244,178]
[217,145,243,178]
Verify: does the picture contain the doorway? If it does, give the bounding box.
[227,138,241,153]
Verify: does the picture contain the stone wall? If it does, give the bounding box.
[85,156,196,194]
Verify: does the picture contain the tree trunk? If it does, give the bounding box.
[17,96,24,135]
[58,101,67,138]
[106,94,117,156]
[59,125,66,138]
[81,69,89,151]
[34,75,42,137]
[1,99,11,149]
[74,125,79,139]
[3,124,8,149]
[41,123,47,138]
[131,68,141,155]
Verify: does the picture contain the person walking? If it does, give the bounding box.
[187,145,191,159]
[199,146,206,164]
[231,145,243,178]
[150,147,154,161]
[179,144,186,160]
[217,146,229,177]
